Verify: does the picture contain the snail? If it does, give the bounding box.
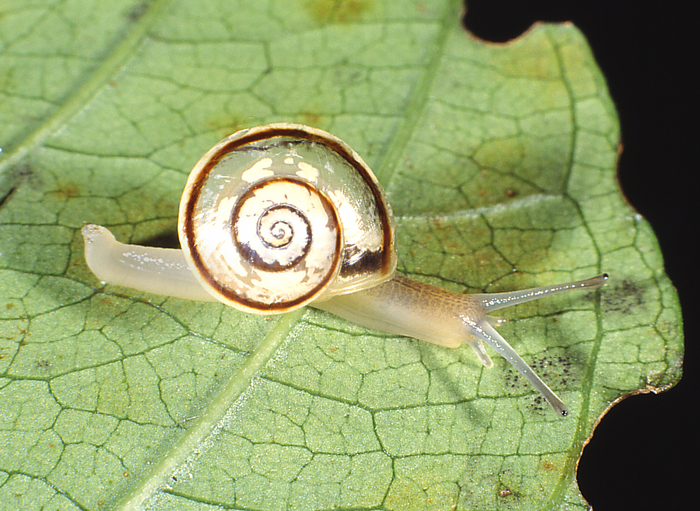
[82,123,607,417]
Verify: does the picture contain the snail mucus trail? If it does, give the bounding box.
[82,123,607,417]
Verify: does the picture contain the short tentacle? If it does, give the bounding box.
[466,338,494,368]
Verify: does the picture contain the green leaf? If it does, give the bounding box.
[0,0,683,509]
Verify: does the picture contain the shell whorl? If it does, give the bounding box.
[178,124,397,313]
[232,177,339,274]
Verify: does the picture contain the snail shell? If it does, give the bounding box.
[179,124,396,313]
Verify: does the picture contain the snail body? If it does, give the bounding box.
[83,123,607,417]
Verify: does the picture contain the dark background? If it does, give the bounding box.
[464,1,693,509]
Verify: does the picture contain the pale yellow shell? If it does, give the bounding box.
[178,123,397,314]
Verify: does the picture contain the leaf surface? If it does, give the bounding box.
[0,0,683,509]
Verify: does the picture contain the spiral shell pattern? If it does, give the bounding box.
[229,176,342,308]
[179,124,396,313]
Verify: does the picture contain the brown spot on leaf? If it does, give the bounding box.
[299,113,323,126]
[304,0,373,24]
[50,183,81,200]
[204,117,248,141]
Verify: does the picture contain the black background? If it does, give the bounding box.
[464,1,693,509]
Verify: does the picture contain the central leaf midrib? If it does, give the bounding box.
[115,309,304,510]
